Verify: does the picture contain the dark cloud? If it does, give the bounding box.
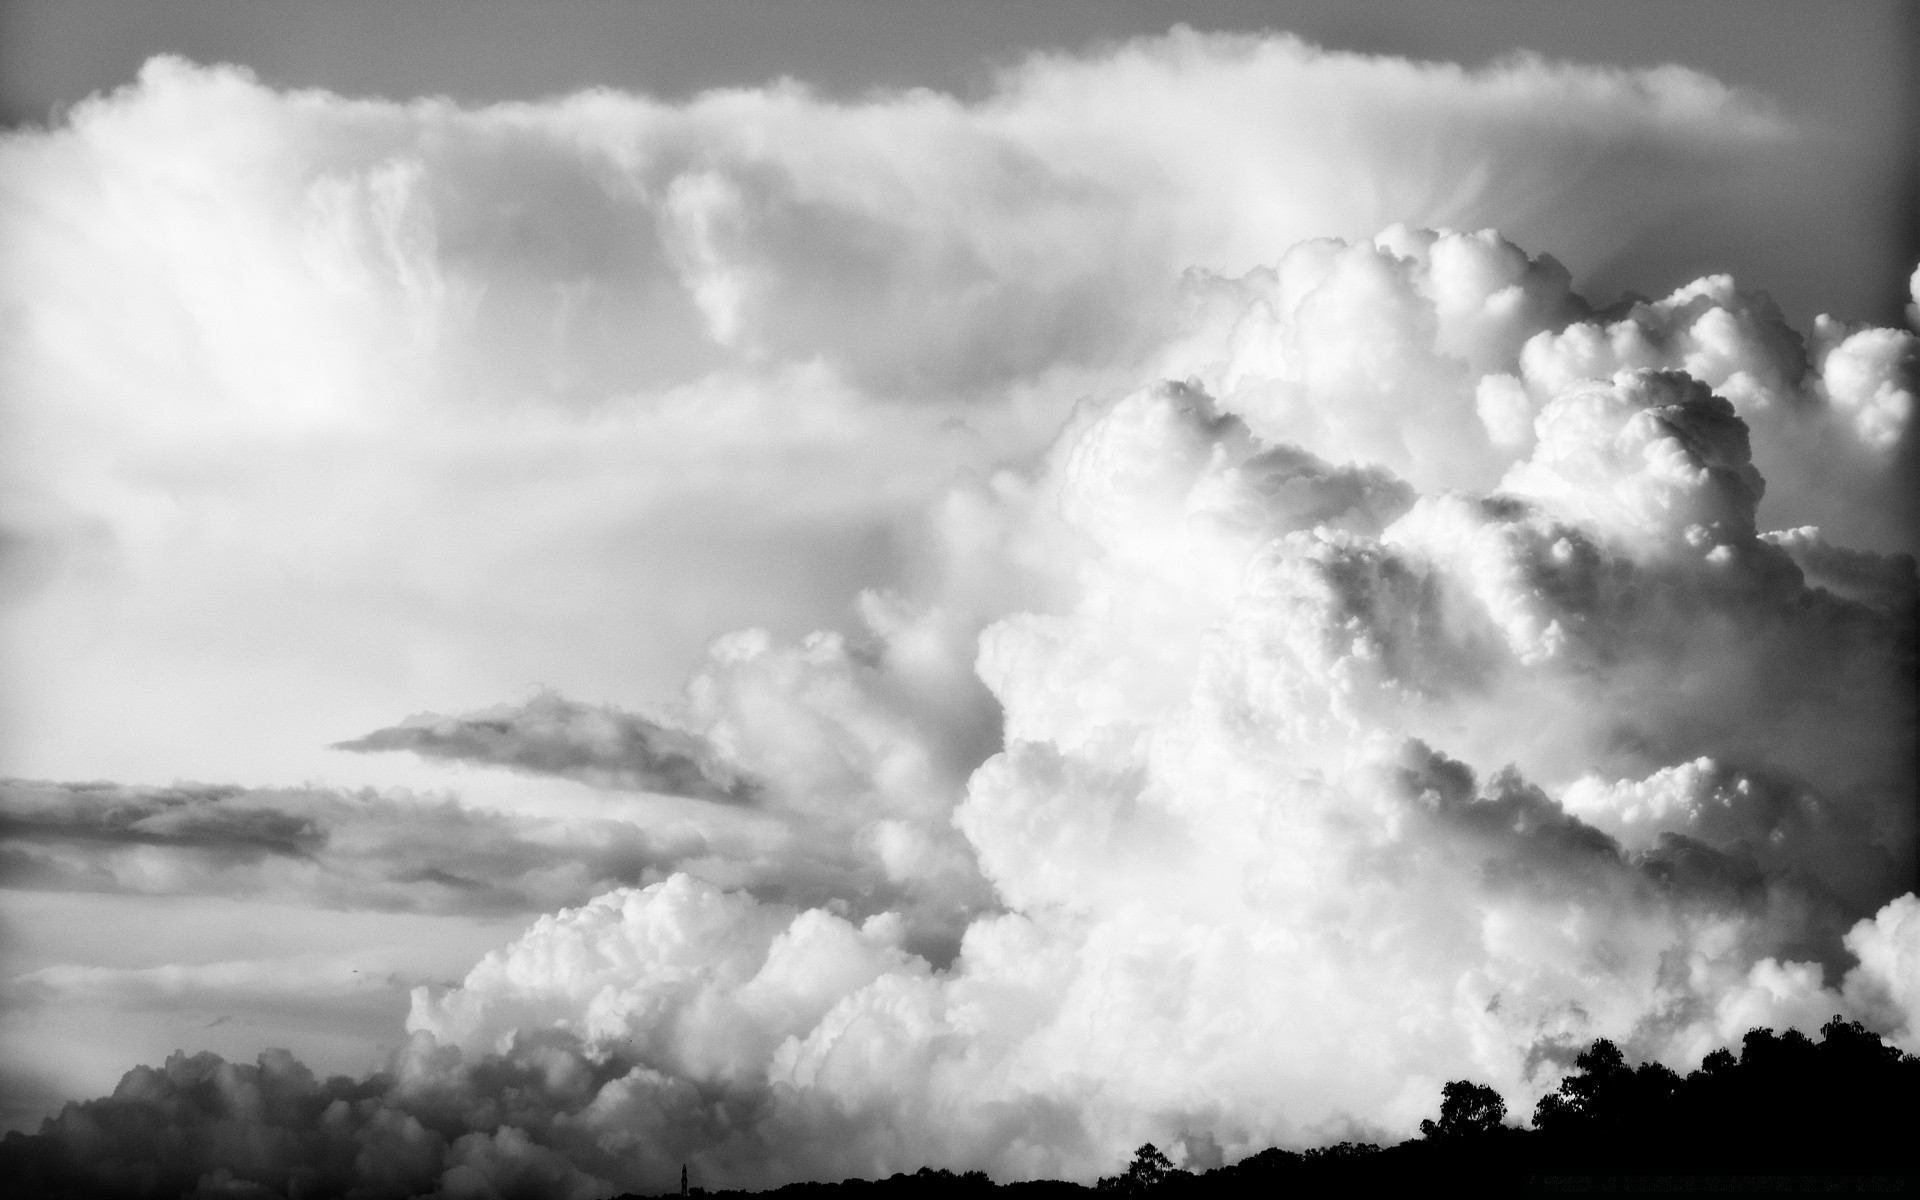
[0,1038,623,1200]
[334,691,758,804]
[0,778,699,916]
[0,778,952,940]
[0,780,325,858]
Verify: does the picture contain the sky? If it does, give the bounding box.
[0,3,1916,1197]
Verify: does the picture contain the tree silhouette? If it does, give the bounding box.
[1530,1037,1677,1140]
[1097,1144,1178,1193]
[1419,1080,1506,1139]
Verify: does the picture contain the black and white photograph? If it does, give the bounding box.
[0,2,1915,1196]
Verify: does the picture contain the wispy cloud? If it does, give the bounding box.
[0,778,698,916]
[334,691,758,802]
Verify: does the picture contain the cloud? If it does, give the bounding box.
[0,28,1809,791]
[0,1041,621,1200]
[1156,228,1916,552]
[8,955,419,1028]
[1,33,1789,432]
[0,778,700,916]
[386,237,1910,1185]
[2,24,1916,1200]
[8,879,1915,1196]
[22,209,1917,1191]
[0,774,995,941]
[334,691,758,803]
[335,629,1012,952]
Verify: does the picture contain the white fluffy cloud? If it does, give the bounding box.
[0,30,1805,788]
[304,237,1913,1188]
[2,27,1915,1200]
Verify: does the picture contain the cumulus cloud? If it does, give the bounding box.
[16,216,1916,1194]
[389,234,1910,1186]
[1156,228,1916,551]
[2,25,1917,1200]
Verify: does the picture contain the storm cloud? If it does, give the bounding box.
[1,24,1914,1200]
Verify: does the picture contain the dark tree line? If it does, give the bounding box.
[1180,1016,1918,1193]
[645,1017,1918,1200]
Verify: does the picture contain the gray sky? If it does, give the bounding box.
[0,1,1909,114]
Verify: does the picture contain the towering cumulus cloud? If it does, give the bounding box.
[1,28,1915,1200]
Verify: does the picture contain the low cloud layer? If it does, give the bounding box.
[1,26,1915,1200]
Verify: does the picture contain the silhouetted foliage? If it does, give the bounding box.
[1530,1037,1682,1146]
[1095,1144,1180,1193]
[1523,1016,1917,1176]
[608,1017,1916,1200]
[1420,1079,1506,1139]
